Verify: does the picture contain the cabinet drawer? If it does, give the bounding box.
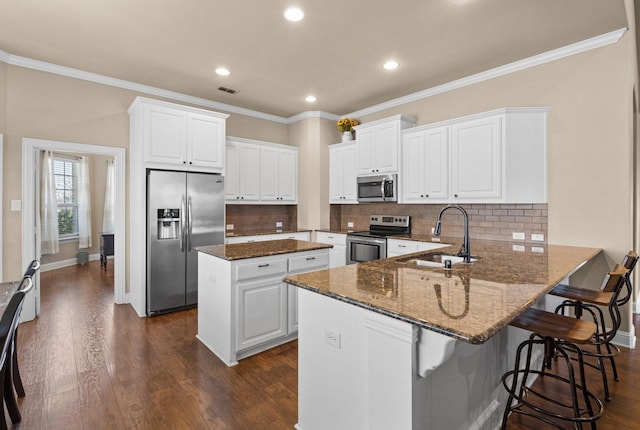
[387,240,419,255]
[288,252,329,273]
[235,258,287,281]
[315,232,347,246]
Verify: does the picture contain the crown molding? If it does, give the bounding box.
[345,27,628,118]
[0,27,627,124]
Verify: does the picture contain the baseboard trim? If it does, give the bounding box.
[613,329,636,349]
[40,253,110,272]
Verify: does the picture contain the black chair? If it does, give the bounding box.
[10,261,40,399]
[0,290,27,429]
[550,258,635,400]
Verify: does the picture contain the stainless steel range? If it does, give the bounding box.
[346,215,411,265]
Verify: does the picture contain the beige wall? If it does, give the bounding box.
[1,66,288,285]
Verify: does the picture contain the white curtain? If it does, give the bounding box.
[77,156,92,249]
[40,150,59,255]
[102,159,115,233]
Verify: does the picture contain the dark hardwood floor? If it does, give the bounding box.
[10,261,640,429]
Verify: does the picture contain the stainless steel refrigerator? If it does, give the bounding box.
[147,169,225,315]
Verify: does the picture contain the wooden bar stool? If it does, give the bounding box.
[501,307,604,429]
[549,261,633,400]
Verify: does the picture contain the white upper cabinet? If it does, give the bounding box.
[225,140,261,202]
[329,142,358,204]
[401,125,449,203]
[355,115,416,176]
[226,137,298,204]
[129,97,228,173]
[261,146,298,203]
[400,107,549,204]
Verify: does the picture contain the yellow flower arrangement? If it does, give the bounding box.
[337,118,359,133]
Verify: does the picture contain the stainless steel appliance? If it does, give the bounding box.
[357,174,398,203]
[346,215,410,264]
[147,169,225,315]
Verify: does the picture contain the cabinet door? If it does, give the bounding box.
[329,146,345,202]
[451,116,502,201]
[238,144,261,201]
[288,285,298,334]
[260,147,279,201]
[146,105,187,165]
[236,279,287,351]
[424,126,449,200]
[374,122,399,173]
[225,143,240,200]
[330,245,347,268]
[187,113,224,170]
[342,144,358,202]
[357,129,377,174]
[278,149,297,202]
[402,132,427,202]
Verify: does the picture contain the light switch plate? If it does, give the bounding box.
[531,246,545,253]
[276,221,283,228]
[226,224,234,230]
[531,233,545,242]
[512,244,525,252]
[512,232,525,240]
[10,200,21,211]
[347,222,354,228]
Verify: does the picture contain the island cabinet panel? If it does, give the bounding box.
[329,142,358,204]
[354,115,416,176]
[399,107,549,204]
[315,231,347,267]
[197,246,329,366]
[129,96,228,173]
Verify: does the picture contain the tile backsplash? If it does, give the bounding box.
[331,203,547,243]
[226,205,297,233]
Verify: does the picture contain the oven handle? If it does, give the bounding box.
[347,236,387,245]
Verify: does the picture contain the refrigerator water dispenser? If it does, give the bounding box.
[157,208,180,239]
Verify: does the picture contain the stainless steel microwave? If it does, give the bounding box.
[357,174,398,203]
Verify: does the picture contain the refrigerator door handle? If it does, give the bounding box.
[187,196,193,251]
[180,195,186,252]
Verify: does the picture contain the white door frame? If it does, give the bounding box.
[22,138,126,321]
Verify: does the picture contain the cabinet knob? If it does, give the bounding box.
[420,195,424,198]
[454,194,458,198]
[189,161,193,165]
[241,196,244,199]
[183,161,187,164]
[425,195,429,198]
[236,196,240,200]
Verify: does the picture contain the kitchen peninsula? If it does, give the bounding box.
[284,240,601,430]
[197,239,331,366]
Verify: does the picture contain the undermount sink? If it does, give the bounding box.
[400,252,477,268]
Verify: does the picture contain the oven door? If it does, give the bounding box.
[346,235,387,265]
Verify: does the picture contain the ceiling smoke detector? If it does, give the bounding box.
[218,86,238,94]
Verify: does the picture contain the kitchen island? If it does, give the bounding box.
[197,239,331,366]
[284,241,601,430]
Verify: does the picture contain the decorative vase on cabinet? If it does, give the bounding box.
[341,131,353,142]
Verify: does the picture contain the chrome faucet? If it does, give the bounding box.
[433,205,472,263]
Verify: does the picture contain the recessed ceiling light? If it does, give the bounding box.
[215,67,230,76]
[305,95,317,103]
[284,7,304,22]
[383,60,399,70]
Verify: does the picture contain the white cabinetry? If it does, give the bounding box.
[355,115,416,176]
[315,231,347,267]
[401,125,449,203]
[129,97,228,173]
[260,146,298,203]
[226,137,298,204]
[197,247,329,366]
[400,107,549,204]
[329,142,358,203]
[386,239,449,258]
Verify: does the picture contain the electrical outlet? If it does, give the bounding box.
[531,233,544,242]
[431,227,435,234]
[512,232,525,240]
[276,221,283,228]
[226,224,234,230]
[512,244,525,252]
[324,329,341,349]
[347,221,354,228]
[531,246,545,253]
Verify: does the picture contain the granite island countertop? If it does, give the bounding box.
[284,240,601,344]
[197,239,332,261]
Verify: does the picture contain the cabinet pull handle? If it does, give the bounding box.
[306,257,316,261]
[327,236,333,239]
[398,245,406,248]
[258,263,270,268]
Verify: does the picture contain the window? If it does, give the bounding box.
[53,157,79,238]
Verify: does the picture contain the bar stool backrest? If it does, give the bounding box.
[599,264,627,293]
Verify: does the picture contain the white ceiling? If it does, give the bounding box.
[0,0,629,118]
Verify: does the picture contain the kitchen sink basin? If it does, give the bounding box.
[399,252,477,268]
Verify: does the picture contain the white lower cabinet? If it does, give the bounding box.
[315,232,347,268]
[386,238,449,258]
[197,247,329,366]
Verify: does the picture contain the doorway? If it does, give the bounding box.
[21,138,126,321]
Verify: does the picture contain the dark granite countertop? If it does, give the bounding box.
[225,229,312,238]
[198,239,332,261]
[284,240,601,344]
